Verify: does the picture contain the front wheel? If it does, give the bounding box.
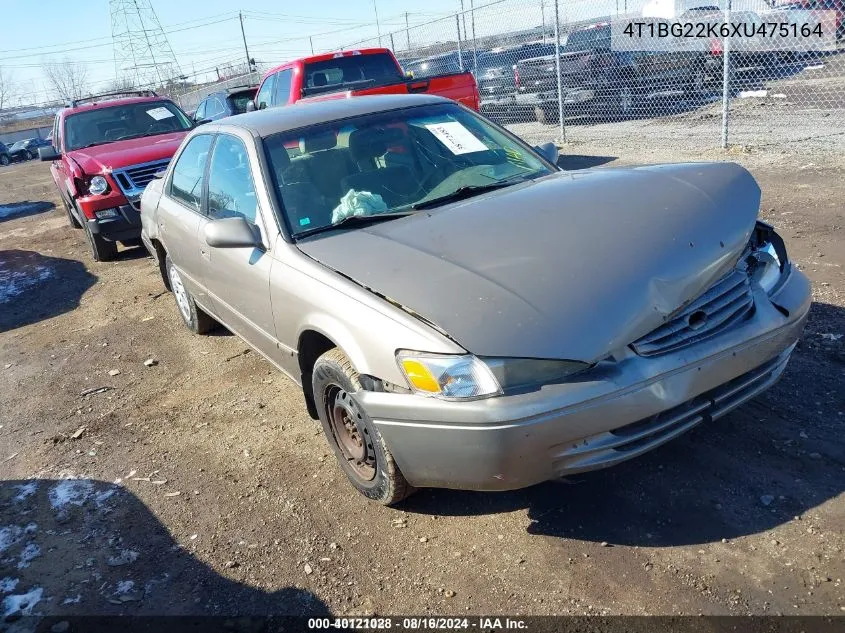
[27,150,37,160]
[84,223,118,262]
[534,104,559,125]
[0,155,9,166]
[313,348,415,506]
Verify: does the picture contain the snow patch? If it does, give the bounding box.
[13,482,38,503]
[0,261,53,304]
[115,580,135,595]
[48,479,94,509]
[16,543,40,569]
[0,526,23,555]
[0,202,51,220]
[0,578,18,593]
[1,587,43,618]
[62,594,81,605]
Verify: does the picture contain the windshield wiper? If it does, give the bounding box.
[411,178,526,211]
[294,211,416,239]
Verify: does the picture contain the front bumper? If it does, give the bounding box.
[86,203,142,243]
[360,267,811,491]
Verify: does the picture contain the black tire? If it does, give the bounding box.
[84,223,118,262]
[0,154,9,166]
[313,348,415,506]
[27,150,37,160]
[164,255,216,334]
[63,197,82,229]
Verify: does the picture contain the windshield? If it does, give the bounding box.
[10,141,26,151]
[63,100,192,151]
[264,103,554,238]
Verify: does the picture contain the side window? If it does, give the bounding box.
[207,98,225,118]
[206,134,258,224]
[194,100,207,121]
[169,134,214,212]
[54,116,63,152]
[255,74,275,110]
[272,69,293,106]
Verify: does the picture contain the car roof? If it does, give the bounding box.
[60,96,172,116]
[208,94,449,138]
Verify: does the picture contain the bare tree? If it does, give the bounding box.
[43,59,89,102]
[0,66,13,111]
[107,76,137,93]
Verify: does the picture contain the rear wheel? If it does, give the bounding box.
[27,150,37,160]
[0,154,9,167]
[313,348,415,506]
[165,255,216,334]
[613,86,634,119]
[84,222,118,262]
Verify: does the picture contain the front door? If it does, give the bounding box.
[200,133,278,360]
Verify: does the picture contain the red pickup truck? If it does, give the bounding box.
[248,48,480,112]
[40,91,194,261]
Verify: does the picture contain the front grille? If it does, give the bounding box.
[112,158,170,200]
[632,270,754,357]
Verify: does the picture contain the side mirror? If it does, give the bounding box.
[533,142,559,166]
[245,100,257,113]
[204,216,262,249]
[38,146,60,162]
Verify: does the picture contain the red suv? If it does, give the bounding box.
[40,91,194,261]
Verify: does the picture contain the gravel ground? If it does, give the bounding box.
[0,127,843,624]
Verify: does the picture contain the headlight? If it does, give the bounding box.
[396,351,501,399]
[483,358,590,391]
[396,351,591,400]
[88,175,109,196]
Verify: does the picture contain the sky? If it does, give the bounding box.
[0,0,621,105]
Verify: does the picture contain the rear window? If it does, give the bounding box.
[228,90,256,115]
[303,53,401,95]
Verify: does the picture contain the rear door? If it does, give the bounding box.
[200,132,277,359]
[159,134,215,307]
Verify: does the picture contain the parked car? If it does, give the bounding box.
[514,22,709,123]
[249,48,479,112]
[193,85,258,122]
[0,142,10,166]
[8,137,51,162]
[39,90,195,261]
[141,93,810,505]
[475,42,558,119]
[402,51,477,78]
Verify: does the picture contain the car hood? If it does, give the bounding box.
[298,162,761,362]
[67,131,187,173]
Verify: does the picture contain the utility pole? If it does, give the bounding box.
[405,12,411,50]
[239,11,252,72]
[310,36,315,55]
[460,0,467,40]
[373,0,382,47]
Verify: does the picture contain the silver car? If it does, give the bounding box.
[141,94,810,505]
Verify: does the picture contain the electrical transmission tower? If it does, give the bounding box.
[110,0,182,91]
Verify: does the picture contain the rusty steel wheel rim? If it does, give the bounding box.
[325,385,376,482]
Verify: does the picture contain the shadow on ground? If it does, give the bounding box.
[0,250,97,333]
[403,301,845,548]
[0,201,54,223]
[0,478,331,626]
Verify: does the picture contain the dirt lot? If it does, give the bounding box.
[1,140,843,622]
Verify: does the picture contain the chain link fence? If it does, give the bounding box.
[173,68,267,116]
[329,0,844,154]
